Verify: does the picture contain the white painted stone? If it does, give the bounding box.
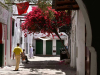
[43,40,46,55]
[6,7,12,66]
[70,10,77,68]
[75,0,97,75]
[77,10,85,75]
[53,39,56,55]
[88,46,97,75]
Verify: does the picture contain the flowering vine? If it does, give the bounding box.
[21,6,71,38]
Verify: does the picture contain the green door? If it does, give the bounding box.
[56,40,64,55]
[46,40,52,55]
[0,44,3,67]
[36,40,43,55]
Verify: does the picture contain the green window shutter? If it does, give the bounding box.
[46,40,52,55]
[0,44,4,67]
[36,40,43,55]
[56,40,64,55]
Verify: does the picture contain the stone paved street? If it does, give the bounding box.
[0,56,76,75]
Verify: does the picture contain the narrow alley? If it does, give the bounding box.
[0,56,76,75]
[0,0,98,75]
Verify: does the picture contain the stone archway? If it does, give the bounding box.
[75,0,97,75]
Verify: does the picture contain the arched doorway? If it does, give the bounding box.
[52,0,97,75]
[76,0,97,75]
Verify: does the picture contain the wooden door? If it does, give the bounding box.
[56,40,64,55]
[36,40,43,55]
[46,40,52,55]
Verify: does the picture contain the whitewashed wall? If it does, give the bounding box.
[6,6,13,66]
[70,10,77,68]
[0,0,9,66]
[0,0,13,66]
[0,0,25,66]
[71,9,86,75]
[12,4,21,54]
[11,19,21,57]
[71,10,85,75]
[21,31,25,49]
[11,4,34,55]
[7,3,28,65]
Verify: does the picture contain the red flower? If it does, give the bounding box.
[21,6,71,37]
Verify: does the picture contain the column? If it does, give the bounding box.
[76,10,85,75]
[43,40,46,55]
[53,39,56,55]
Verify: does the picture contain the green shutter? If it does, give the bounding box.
[0,44,4,67]
[56,40,64,55]
[46,40,52,55]
[36,40,43,55]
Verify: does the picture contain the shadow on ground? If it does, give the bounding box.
[20,60,76,75]
[34,55,60,57]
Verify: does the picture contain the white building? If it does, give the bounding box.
[70,10,97,75]
[0,0,13,66]
[11,4,68,56]
[10,2,34,64]
[33,32,68,56]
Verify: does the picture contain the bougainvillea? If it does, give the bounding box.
[21,6,71,37]
[21,4,71,59]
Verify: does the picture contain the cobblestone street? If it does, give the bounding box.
[0,56,76,75]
